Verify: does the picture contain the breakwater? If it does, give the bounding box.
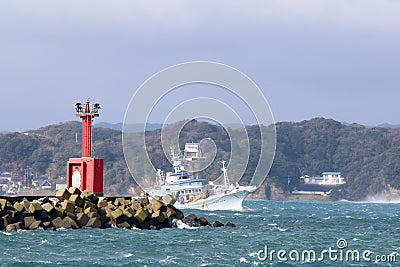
[0,187,234,231]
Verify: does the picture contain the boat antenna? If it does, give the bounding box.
[220,160,230,186]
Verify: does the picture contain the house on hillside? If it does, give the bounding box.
[300,172,345,185]
[184,143,202,160]
[32,178,53,189]
[0,177,10,193]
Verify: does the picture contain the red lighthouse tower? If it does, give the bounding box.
[66,100,104,194]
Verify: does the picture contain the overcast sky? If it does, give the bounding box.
[1,1,399,132]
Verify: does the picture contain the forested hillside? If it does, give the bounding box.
[270,118,400,200]
[1,118,400,200]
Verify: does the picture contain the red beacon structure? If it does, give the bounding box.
[67,100,104,195]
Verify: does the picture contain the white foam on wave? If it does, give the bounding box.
[123,253,133,258]
[175,219,200,229]
[239,257,248,263]
[350,194,400,204]
[189,239,203,243]
[34,260,53,264]
[159,255,178,264]
[1,232,12,236]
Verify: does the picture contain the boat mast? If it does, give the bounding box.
[221,161,230,187]
[156,169,165,185]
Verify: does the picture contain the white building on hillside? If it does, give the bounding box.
[300,172,345,185]
[184,143,202,160]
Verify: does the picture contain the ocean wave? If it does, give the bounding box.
[159,255,178,264]
[175,219,200,229]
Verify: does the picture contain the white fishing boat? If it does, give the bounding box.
[146,149,256,210]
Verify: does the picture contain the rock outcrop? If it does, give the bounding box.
[0,188,236,231]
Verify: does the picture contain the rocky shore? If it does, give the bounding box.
[0,187,235,231]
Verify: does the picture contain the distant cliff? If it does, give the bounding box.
[1,118,400,200]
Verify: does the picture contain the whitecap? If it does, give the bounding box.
[355,232,367,236]
[159,255,177,264]
[268,223,278,227]
[189,239,203,243]
[345,215,352,218]
[277,227,288,232]
[1,232,12,236]
[175,219,199,229]
[35,261,53,264]
[239,257,248,263]
[41,239,49,245]
[123,253,133,258]
[323,216,331,220]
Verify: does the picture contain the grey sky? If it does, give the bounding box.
[1,1,399,131]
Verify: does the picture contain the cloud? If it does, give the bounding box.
[1,0,400,35]
[1,0,400,130]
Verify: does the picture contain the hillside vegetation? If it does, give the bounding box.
[0,118,400,200]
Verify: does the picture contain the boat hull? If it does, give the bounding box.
[174,188,253,211]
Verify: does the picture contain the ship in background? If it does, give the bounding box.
[292,172,346,196]
[146,145,256,210]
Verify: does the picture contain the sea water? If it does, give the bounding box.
[1,200,399,266]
